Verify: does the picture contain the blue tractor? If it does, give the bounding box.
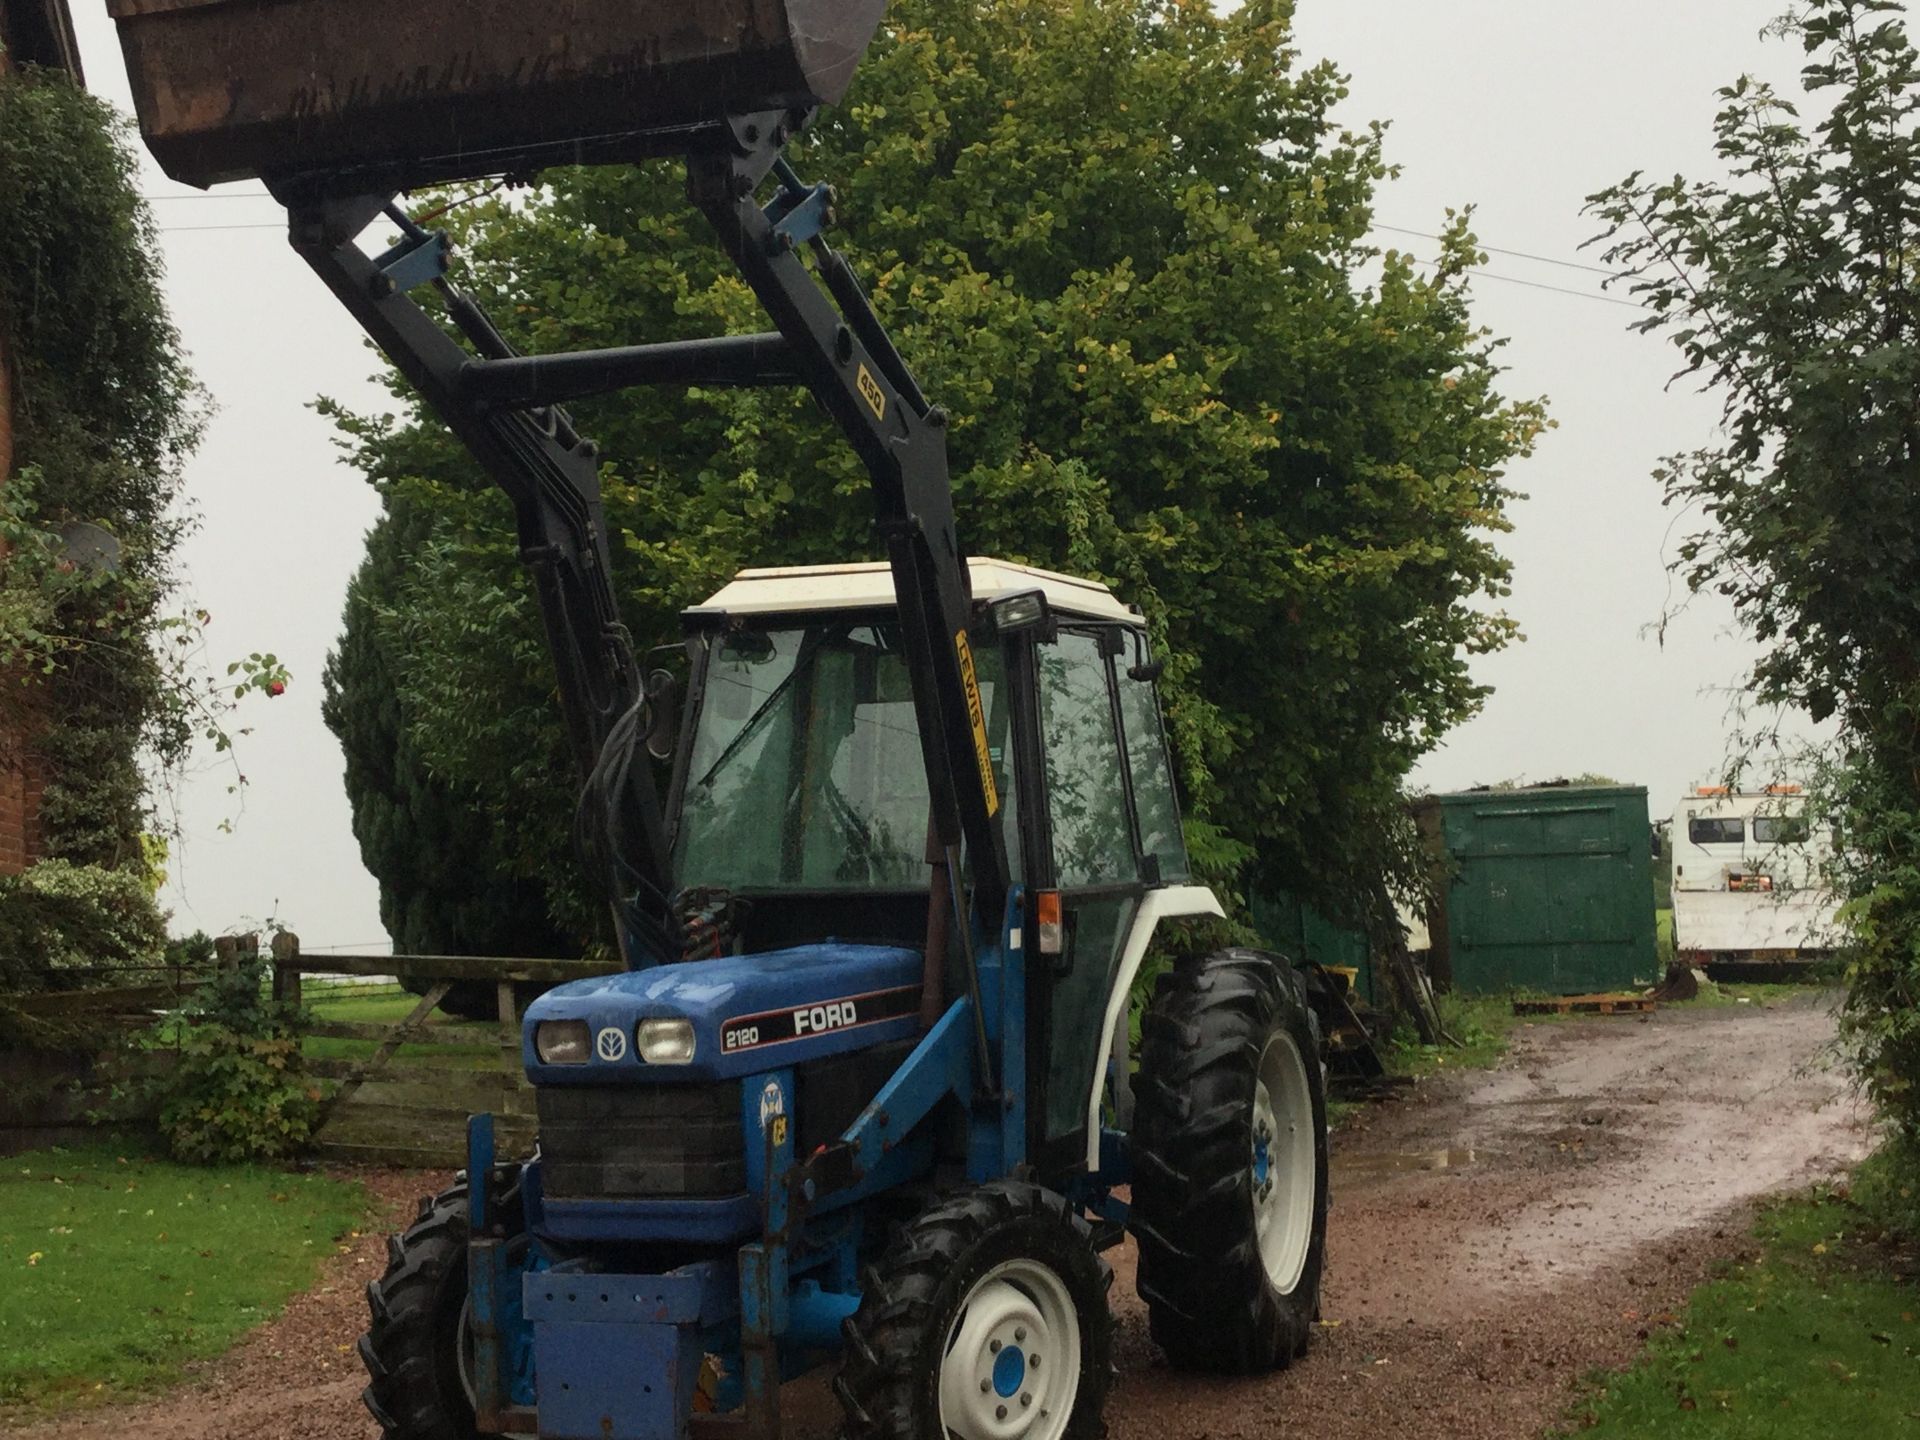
[105,3,1332,1435]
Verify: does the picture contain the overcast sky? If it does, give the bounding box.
[65,1,1817,949]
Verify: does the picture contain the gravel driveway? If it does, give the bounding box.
[8,993,1868,1440]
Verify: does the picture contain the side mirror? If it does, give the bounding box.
[1650,829,1664,859]
[1125,628,1162,682]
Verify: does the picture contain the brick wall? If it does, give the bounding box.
[0,747,44,877]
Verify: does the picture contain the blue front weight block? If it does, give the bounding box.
[525,1263,729,1440]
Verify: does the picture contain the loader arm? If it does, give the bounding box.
[277,114,1008,966]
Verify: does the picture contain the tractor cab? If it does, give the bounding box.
[524,559,1221,1221]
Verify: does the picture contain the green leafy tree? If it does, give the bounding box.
[0,69,199,873]
[1588,1,1920,1131]
[0,69,286,1049]
[322,503,572,956]
[328,0,1543,947]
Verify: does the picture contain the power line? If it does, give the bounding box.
[147,215,1642,309]
[143,192,1617,273]
[1399,255,1644,311]
[1371,221,1616,278]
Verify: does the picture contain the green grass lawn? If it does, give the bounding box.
[1574,1187,1920,1434]
[1386,989,1541,1081]
[0,1144,366,1412]
[141,986,503,1068]
[300,987,501,1068]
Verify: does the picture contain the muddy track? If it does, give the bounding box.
[6,994,1867,1440]
[1105,990,1868,1439]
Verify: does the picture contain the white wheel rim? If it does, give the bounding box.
[1251,1030,1316,1295]
[456,1296,479,1410]
[937,1257,1081,1440]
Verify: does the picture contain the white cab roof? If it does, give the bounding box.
[688,558,1141,626]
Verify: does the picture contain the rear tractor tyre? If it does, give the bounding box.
[360,1182,520,1440]
[1131,947,1329,1374]
[835,1180,1112,1440]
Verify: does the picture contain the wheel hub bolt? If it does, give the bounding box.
[1030,1355,1041,1369]
[1021,1393,1033,1408]
[980,1380,991,1393]
[989,1339,1001,1353]
[1014,1327,1026,1342]
[996,1405,1008,1420]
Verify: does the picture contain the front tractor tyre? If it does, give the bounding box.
[359,1182,498,1440]
[835,1180,1113,1440]
[1131,948,1330,1374]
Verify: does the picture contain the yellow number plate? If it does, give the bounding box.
[856,363,887,422]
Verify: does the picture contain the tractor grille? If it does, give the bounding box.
[537,1083,744,1200]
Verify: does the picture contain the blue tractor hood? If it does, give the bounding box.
[523,942,923,1084]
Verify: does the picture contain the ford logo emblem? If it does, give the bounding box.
[595,1027,628,1062]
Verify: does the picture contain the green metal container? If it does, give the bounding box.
[1250,891,1375,1005]
[1415,785,1658,996]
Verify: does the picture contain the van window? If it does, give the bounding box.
[1752,815,1810,845]
[1688,817,1745,845]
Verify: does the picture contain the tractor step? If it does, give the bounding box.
[1089,1217,1127,1252]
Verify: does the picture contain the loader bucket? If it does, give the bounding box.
[106,0,889,190]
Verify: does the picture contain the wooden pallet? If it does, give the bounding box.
[1511,993,1657,1017]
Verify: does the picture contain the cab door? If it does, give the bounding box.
[1020,622,1189,1176]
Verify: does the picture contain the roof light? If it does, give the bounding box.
[989,589,1050,635]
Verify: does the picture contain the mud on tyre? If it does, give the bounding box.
[835,1180,1113,1440]
[1130,947,1329,1374]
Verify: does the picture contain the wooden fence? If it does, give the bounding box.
[0,965,208,1156]
[273,935,619,1168]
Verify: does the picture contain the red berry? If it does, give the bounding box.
[268,680,286,697]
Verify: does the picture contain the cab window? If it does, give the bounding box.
[1117,661,1188,884]
[676,621,1017,890]
[1037,629,1134,886]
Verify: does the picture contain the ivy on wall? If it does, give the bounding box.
[0,64,202,1013]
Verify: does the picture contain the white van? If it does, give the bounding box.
[1668,786,1840,966]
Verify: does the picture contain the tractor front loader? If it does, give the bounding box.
[105,4,1332,1436]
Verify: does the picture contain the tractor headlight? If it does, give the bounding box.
[636,1019,696,1065]
[534,1019,590,1065]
